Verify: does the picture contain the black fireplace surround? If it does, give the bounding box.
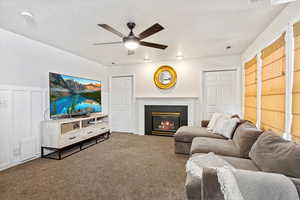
[145,105,188,136]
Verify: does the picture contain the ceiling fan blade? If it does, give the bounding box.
[140,41,168,50]
[98,24,126,38]
[128,50,135,55]
[138,23,164,40]
[93,41,123,45]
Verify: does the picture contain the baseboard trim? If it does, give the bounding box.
[0,154,40,172]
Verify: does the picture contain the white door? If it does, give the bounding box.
[203,70,237,120]
[110,76,133,132]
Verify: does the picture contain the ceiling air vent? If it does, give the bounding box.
[250,0,296,4]
[270,0,296,5]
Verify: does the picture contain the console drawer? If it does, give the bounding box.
[81,126,109,139]
[59,132,81,147]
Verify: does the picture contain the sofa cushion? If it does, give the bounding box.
[190,137,241,157]
[249,130,300,178]
[191,153,260,171]
[174,126,225,143]
[220,155,260,171]
[232,121,262,158]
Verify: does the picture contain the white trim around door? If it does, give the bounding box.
[109,74,135,133]
[201,69,240,120]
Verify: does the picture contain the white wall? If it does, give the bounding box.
[0,28,108,170]
[109,55,242,130]
[109,55,241,98]
[242,1,300,61]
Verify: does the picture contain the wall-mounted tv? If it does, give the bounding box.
[49,72,101,118]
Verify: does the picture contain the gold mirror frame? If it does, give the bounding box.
[154,66,177,89]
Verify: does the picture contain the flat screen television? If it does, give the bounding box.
[49,72,101,119]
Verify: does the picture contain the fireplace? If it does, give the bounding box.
[145,105,188,136]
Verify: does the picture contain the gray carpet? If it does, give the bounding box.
[0,133,188,200]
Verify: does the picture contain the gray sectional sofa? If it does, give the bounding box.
[174,118,300,200]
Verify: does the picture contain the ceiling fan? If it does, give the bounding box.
[94,22,168,55]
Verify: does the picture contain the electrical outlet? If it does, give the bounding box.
[13,148,20,156]
[0,97,8,108]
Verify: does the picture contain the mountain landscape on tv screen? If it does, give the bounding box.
[50,73,101,117]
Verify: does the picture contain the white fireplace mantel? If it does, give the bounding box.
[134,96,200,135]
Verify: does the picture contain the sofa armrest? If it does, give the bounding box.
[185,172,202,200]
[201,120,210,128]
[185,168,224,200]
[201,170,300,199]
[290,177,300,197]
[202,168,224,200]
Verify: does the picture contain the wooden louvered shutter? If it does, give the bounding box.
[292,22,300,143]
[244,57,257,124]
[261,34,286,135]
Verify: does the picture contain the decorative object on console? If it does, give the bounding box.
[41,114,109,160]
[153,66,177,89]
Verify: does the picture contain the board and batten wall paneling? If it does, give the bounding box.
[244,57,257,124]
[292,22,300,143]
[0,89,12,169]
[260,34,286,135]
[0,85,46,170]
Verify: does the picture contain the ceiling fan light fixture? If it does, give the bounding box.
[124,37,140,50]
[21,11,34,19]
[176,54,184,60]
[124,40,139,50]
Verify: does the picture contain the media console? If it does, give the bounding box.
[41,113,110,160]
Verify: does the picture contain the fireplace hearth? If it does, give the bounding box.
[145,105,188,136]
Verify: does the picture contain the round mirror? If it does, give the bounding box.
[154,66,177,89]
[159,71,172,85]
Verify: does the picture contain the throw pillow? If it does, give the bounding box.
[249,130,300,178]
[207,113,222,131]
[220,118,240,139]
[231,114,240,119]
[232,121,262,158]
[212,115,231,134]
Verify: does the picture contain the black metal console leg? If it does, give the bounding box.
[41,147,44,158]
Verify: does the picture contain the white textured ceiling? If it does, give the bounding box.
[0,0,285,65]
